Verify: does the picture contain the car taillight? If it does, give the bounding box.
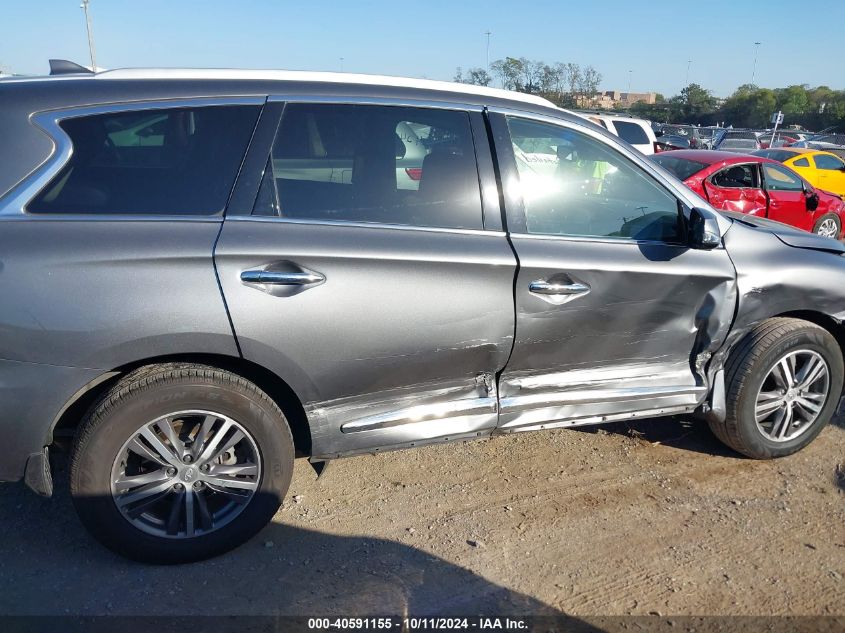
[405,168,422,181]
[653,142,662,153]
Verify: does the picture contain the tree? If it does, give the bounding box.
[672,83,717,121]
[490,57,524,90]
[454,66,492,86]
[578,66,602,99]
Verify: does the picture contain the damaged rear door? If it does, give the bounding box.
[216,98,515,459]
[488,111,737,432]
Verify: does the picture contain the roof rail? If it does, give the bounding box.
[49,59,94,76]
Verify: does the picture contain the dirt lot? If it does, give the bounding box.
[0,415,843,617]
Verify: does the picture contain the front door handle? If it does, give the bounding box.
[240,270,325,285]
[529,280,591,296]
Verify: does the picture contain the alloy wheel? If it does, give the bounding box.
[754,350,830,442]
[110,410,261,539]
[816,218,839,239]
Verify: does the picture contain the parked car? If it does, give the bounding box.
[754,148,845,198]
[651,150,845,238]
[659,124,707,149]
[790,134,845,159]
[758,131,801,149]
[654,134,691,152]
[578,112,658,155]
[713,130,762,153]
[5,64,845,563]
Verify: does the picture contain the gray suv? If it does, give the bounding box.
[3,63,845,563]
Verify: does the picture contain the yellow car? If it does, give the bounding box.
[755,147,845,197]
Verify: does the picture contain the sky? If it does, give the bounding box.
[1,0,843,98]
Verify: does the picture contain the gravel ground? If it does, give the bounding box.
[0,415,842,617]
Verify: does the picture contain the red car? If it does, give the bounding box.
[651,150,845,239]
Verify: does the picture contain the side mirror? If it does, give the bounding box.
[805,190,819,211]
[688,207,721,250]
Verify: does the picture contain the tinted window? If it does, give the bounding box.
[754,149,800,163]
[793,157,810,167]
[612,121,650,145]
[254,104,482,230]
[507,117,681,242]
[814,154,845,170]
[712,164,758,189]
[651,155,708,181]
[28,105,261,215]
[762,164,804,192]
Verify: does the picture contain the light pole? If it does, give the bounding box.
[339,57,344,72]
[685,59,692,87]
[627,70,632,94]
[751,41,761,85]
[485,31,491,72]
[80,0,97,71]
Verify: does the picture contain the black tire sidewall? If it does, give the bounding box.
[71,378,294,564]
[733,327,843,458]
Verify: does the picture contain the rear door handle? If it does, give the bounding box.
[240,270,325,285]
[529,280,590,296]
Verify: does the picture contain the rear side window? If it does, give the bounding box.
[253,103,483,230]
[612,121,650,145]
[712,164,758,189]
[651,155,707,181]
[28,105,261,215]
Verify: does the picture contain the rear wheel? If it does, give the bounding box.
[813,213,841,239]
[710,318,843,458]
[70,364,294,563]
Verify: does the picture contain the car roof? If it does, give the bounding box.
[4,67,560,109]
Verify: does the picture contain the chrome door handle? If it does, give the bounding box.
[241,270,325,285]
[529,280,590,295]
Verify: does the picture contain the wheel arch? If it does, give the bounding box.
[50,353,313,457]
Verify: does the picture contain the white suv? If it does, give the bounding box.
[578,113,657,155]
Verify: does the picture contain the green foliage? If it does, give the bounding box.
[456,55,844,131]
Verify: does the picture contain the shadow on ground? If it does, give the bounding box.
[574,416,741,458]
[0,466,567,618]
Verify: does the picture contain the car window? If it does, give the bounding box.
[650,155,707,181]
[755,149,799,162]
[28,105,261,215]
[793,157,810,167]
[762,164,804,192]
[253,103,483,230]
[507,116,682,243]
[813,154,845,170]
[712,164,758,189]
[612,121,650,145]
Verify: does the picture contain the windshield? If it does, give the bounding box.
[650,155,707,181]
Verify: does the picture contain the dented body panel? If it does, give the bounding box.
[497,236,737,431]
[707,217,845,380]
[214,218,516,459]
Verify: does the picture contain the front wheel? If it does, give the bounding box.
[710,318,843,459]
[813,213,841,239]
[70,364,294,563]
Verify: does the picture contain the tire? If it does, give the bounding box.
[710,317,843,459]
[812,213,841,239]
[70,363,295,563]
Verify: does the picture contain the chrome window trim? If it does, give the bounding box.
[0,96,267,217]
[508,232,687,248]
[228,215,505,238]
[486,105,733,236]
[266,94,484,112]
